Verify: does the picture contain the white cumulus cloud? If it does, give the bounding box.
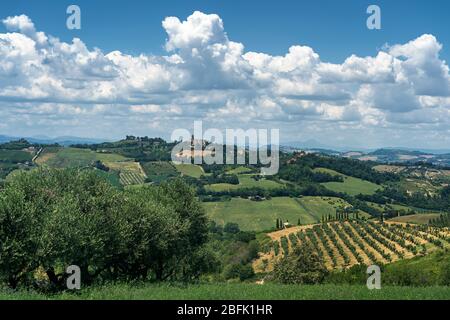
[0,12,449,148]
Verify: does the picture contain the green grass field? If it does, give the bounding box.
[1,283,448,300]
[314,168,381,196]
[42,148,128,168]
[203,196,364,231]
[205,174,285,192]
[175,164,204,178]
[226,166,254,174]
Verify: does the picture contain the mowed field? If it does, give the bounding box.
[314,168,381,196]
[203,196,364,231]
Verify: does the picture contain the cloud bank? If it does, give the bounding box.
[0,11,449,148]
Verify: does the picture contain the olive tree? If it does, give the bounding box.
[273,245,328,284]
[0,188,40,288]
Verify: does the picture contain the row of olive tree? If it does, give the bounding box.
[0,168,216,289]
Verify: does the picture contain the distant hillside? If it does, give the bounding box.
[369,149,429,156]
[0,135,108,146]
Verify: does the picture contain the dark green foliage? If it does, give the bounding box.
[0,150,33,163]
[223,263,255,281]
[0,169,212,289]
[273,241,280,256]
[291,153,398,184]
[0,145,36,179]
[200,173,239,185]
[91,160,109,171]
[376,185,450,211]
[208,221,260,281]
[278,161,344,184]
[272,245,328,284]
[326,251,450,287]
[0,187,40,288]
[280,236,289,254]
[224,222,240,234]
[0,139,33,150]
[93,169,122,189]
[429,213,450,228]
[72,136,176,162]
[235,231,256,243]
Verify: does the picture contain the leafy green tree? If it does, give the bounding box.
[0,187,40,288]
[0,168,122,287]
[116,185,189,281]
[0,170,212,288]
[272,245,328,284]
[131,179,211,281]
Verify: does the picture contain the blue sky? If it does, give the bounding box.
[2,0,450,62]
[0,1,449,149]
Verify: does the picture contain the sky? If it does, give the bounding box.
[0,0,449,149]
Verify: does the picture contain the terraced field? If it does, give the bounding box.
[106,161,147,186]
[120,171,146,185]
[254,220,450,272]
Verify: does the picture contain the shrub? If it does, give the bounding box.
[223,263,255,281]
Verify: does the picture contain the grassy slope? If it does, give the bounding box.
[203,196,361,231]
[175,164,204,178]
[383,251,450,286]
[0,150,33,163]
[314,168,381,196]
[1,283,448,300]
[389,213,441,224]
[226,166,254,174]
[42,148,127,168]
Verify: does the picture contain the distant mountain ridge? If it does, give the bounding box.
[0,135,110,146]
